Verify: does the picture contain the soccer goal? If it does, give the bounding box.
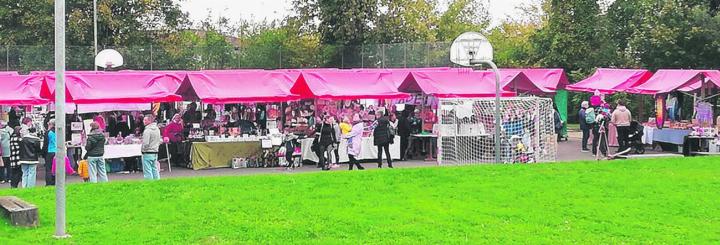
[437,97,557,165]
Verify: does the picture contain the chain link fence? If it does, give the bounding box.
[0,42,454,73]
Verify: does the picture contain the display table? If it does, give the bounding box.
[652,129,692,145]
[642,126,655,144]
[301,136,401,163]
[191,141,262,170]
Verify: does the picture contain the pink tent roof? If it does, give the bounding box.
[629,69,720,94]
[42,73,183,104]
[398,71,517,98]
[566,68,653,94]
[177,72,299,103]
[0,71,19,76]
[291,71,409,100]
[501,68,569,91]
[0,75,48,105]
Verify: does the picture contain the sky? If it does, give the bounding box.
[178,0,538,28]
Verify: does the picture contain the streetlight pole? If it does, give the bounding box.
[93,0,98,71]
[54,0,69,239]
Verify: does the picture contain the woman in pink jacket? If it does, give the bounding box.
[343,115,365,170]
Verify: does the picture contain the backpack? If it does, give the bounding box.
[585,109,596,124]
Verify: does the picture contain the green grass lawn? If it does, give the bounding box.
[1,157,719,244]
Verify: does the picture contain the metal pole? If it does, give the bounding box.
[488,61,502,164]
[93,0,97,71]
[5,46,8,71]
[150,44,153,70]
[54,0,69,238]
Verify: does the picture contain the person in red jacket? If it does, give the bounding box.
[163,114,185,167]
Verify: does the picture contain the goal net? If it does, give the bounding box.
[437,97,557,165]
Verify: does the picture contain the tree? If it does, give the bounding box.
[374,0,438,43]
[435,0,490,41]
[292,0,378,45]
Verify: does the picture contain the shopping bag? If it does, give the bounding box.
[52,156,76,176]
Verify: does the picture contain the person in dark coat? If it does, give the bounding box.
[314,115,336,171]
[374,113,394,168]
[397,110,411,161]
[578,101,590,152]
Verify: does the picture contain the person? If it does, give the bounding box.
[0,121,10,184]
[93,113,106,131]
[183,102,199,125]
[8,106,24,128]
[374,112,394,168]
[397,110,411,161]
[19,128,41,188]
[408,109,422,156]
[339,116,352,135]
[7,126,21,188]
[85,122,108,183]
[204,104,217,121]
[667,93,678,121]
[578,101,590,152]
[331,116,341,168]
[116,114,131,138]
[553,105,564,142]
[344,115,365,170]
[314,115,336,171]
[42,119,57,186]
[611,100,632,153]
[163,113,185,167]
[141,115,162,180]
[592,107,609,157]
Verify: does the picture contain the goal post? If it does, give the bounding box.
[437,97,557,165]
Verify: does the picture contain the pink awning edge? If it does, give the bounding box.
[567,68,653,94]
[501,68,569,92]
[0,75,49,105]
[629,69,720,94]
[398,71,516,98]
[42,73,184,104]
[178,72,299,103]
[291,71,410,100]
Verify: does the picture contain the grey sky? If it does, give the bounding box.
[178,0,541,28]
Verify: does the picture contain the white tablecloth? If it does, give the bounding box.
[642,127,655,144]
[102,144,143,159]
[301,136,401,163]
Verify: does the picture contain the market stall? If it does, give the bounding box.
[626,70,720,153]
[176,71,299,169]
[291,71,410,162]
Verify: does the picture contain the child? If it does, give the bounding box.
[78,159,89,182]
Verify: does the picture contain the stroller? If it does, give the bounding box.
[626,121,645,154]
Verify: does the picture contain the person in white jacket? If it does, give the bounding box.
[343,115,365,170]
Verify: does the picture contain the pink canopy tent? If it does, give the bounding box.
[501,68,569,92]
[629,69,720,95]
[398,70,517,98]
[0,71,19,76]
[42,73,184,104]
[566,68,653,94]
[291,71,409,100]
[0,75,48,105]
[177,72,299,103]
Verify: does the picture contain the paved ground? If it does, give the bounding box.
[0,131,664,188]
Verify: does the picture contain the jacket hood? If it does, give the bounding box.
[145,123,159,130]
[616,106,628,112]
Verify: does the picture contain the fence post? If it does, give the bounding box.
[361,44,364,68]
[404,43,407,68]
[150,44,154,70]
[381,44,385,68]
[340,46,344,68]
[426,42,430,67]
[5,46,9,71]
[279,47,282,69]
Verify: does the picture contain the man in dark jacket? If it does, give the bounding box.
[314,115,336,171]
[19,128,41,188]
[579,101,590,152]
[374,113,394,168]
[85,122,108,183]
[397,110,411,161]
